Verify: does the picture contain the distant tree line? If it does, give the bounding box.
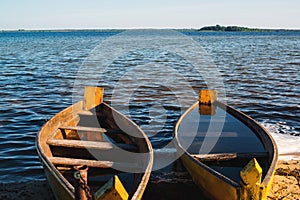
[199,25,274,32]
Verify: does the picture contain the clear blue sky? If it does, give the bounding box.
[1,0,299,30]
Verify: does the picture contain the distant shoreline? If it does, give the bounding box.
[0,29,126,33]
[1,26,300,33]
[198,25,300,32]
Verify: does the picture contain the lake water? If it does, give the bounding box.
[0,30,299,184]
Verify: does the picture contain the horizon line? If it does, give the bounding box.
[2,27,300,32]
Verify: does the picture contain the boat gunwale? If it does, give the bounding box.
[174,100,278,191]
[37,100,154,200]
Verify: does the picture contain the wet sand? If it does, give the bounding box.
[1,159,299,200]
[0,180,54,200]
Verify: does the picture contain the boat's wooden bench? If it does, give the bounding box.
[77,110,95,116]
[47,139,138,151]
[58,126,132,144]
[191,152,269,167]
[77,110,107,116]
[192,152,269,161]
[49,157,140,170]
[77,110,108,120]
[59,126,125,134]
[49,157,113,168]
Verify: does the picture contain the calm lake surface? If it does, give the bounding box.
[0,30,299,183]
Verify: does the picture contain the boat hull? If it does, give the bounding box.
[180,153,239,200]
[37,87,153,200]
[175,100,278,200]
[36,102,81,200]
[40,155,74,200]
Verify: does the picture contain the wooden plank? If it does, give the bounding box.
[191,152,268,162]
[77,110,94,116]
[199,90,217,105]
[59,126,125,135]
[199,104,216,115]
[50,146,139,162]
[47,139,138,151]
[240,158,262,200]
[59,126,107,133]
[77,110,106,118]
[49,157,113,168]
[49,157,141,170]
[83,86,104,110]
[47,139,112,149]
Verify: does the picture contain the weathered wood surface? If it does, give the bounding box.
[77,110,94,116]
[49,157,141,170]
[59,126,125,135]
[59,126,107,133]
[240,158,262,200]
[83,86,104,110]
[47,139,138,151]
[198,104,217,115]
[199,90,217,105]
[192,152,269,162]
[77,110,106,118]
[49,157,113,168]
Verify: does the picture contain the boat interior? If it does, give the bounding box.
[177,102,273,184]
[44,102,151,197]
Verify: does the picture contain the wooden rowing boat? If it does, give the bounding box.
[37,86,153,200]
[174,90,278,200]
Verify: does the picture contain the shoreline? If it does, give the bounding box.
[1,28,300,33]
[0,157,299,200]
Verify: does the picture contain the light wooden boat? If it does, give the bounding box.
[37,86,153,200]
[174,90,278,200]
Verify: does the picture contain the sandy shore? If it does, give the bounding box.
[1,159,299,200]
[267,159,300,200]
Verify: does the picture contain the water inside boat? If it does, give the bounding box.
[177,103,269,183]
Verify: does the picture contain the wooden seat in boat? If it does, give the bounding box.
[47,139,138,151]
[59,126,124,134]
[49,157,113,168]
[191,152,269,162]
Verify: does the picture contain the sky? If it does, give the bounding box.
[1,0,299,30]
